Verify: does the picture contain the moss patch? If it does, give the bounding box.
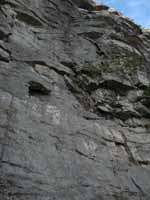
[78,54,144,78]
[79,63,108,77]
[16,12,43,27]
[144,87,150,96]
[110,55,144,72]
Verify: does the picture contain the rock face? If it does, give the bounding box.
[73,0,96,10]
[1,0,150,199]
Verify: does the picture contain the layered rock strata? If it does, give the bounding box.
[0,0,150,199]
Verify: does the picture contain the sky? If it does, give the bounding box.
[96,0,150,28]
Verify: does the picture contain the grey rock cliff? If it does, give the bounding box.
[0,0,150,199]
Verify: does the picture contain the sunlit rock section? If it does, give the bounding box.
[0,0,150,199]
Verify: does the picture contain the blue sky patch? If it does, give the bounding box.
[96,0,150,28]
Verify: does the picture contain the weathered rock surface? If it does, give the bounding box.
[0,0,150,199]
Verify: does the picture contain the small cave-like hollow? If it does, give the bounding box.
[28,81,50,96]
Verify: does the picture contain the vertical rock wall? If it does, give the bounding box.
[0,0,150,199]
